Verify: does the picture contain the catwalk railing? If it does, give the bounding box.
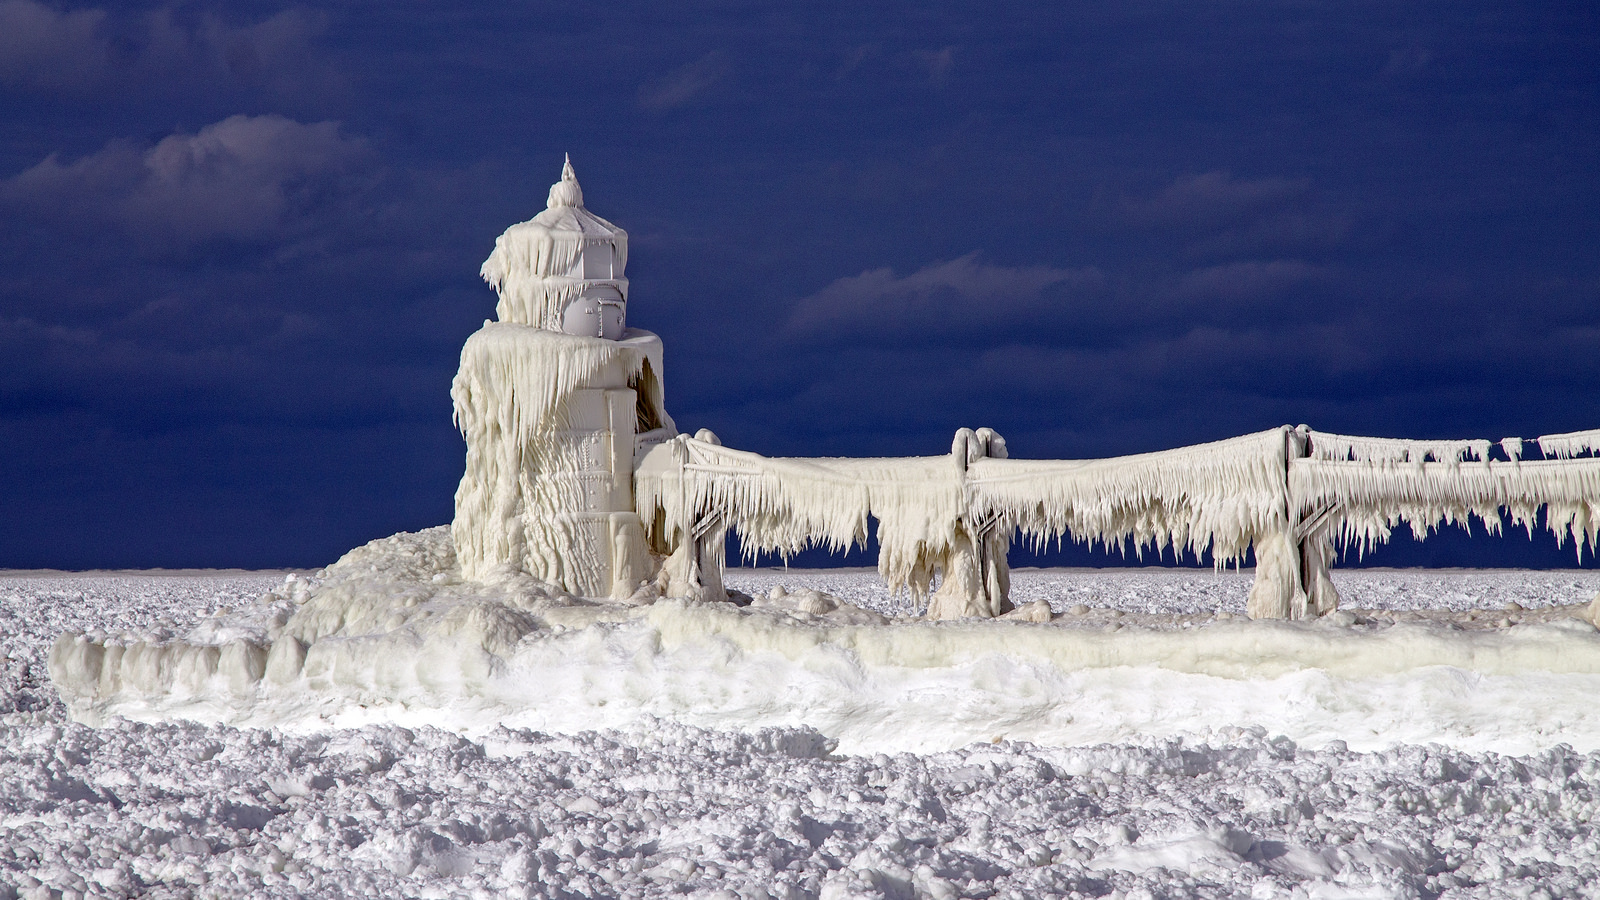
[634,426,1600,619]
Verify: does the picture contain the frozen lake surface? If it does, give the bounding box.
[3,568,1600,899]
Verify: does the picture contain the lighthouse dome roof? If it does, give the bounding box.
[480,156,629,286]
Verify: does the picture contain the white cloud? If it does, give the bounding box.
[787,252,1104,339]
[1119,171,1308,229]
[638,51,727,112]
[4,114,372,248]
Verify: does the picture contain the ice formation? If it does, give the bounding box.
[636,422,1600,621]
[441,159,1600,623]
[42,532,1600,755]
[16,570,1600,900]
[1294,429,1600,561]
[479,155,629,335]
[40,157,1600,761]
[451,159,674,599]
[1537,427,1600,460]
[636,427,1016,618]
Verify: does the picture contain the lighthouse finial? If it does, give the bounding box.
[548,154,583,208]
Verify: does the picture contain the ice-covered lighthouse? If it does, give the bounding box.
[450,157,676,598]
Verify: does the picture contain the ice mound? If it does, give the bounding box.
[49,528,1600,755]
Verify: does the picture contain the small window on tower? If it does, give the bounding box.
[582,242,613,279]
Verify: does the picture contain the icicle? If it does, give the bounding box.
[636,427,1297,605]
[1307,431,1495,464]
[1289,455,1600,560]
[966,428,1292,568]
[451,324,651,583]
[1538,429,1600,460]
[636,438,967,603]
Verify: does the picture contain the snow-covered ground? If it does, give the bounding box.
[4,568,1600,899]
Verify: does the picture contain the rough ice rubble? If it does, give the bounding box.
[44,528,1600,757]
[12,637,1600,899]
[15,573,1600,899]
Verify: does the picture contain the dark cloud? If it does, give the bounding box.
[1118,172,1309,230]
[1171,259,1326,306]
[0,0,107,90]
[0,1,331,98]
[0,0,1597,568]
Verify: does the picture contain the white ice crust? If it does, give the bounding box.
[17,569,1600,899]
[450,323,669,588]
[479,156,629,331]
[47,527,1600,757]
[1299,429,1600,558]
[454,160,1600,623]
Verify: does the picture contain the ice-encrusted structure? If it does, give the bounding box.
[43,157,1600,749]
[636,427,1302,619]
[285,159,1600,621]
[450,159,675,598]
[1294,428,1600,560]
[636,426,1017,618]
[479,155,629,335]
[639,423,1600,621]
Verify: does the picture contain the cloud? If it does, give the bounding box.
[0,1,330,96]
[638,51,727,112]
[0,0,107,90]
[1118,171,1308,229]
[786,253,1105,342]
[3,114,373,250]
[1180,212,1352,261]
[1173,260,1325,304]
[1112,171,1349,260]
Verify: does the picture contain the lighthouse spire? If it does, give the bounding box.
[548,153,583,208]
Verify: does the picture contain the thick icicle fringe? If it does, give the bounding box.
[636,438,967,603]
[479,159,629,331]
[483,244,629,330]
[966,428,1292,567]
[1306,430,1493,465]
[451,324,647,583]
[636,428,1295,604]
[1289,456,1600,560]
[1538,429,1600,460]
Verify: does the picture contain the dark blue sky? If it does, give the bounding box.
[2,0,1597,569]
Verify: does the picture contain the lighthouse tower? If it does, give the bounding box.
[451,158,675,597]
